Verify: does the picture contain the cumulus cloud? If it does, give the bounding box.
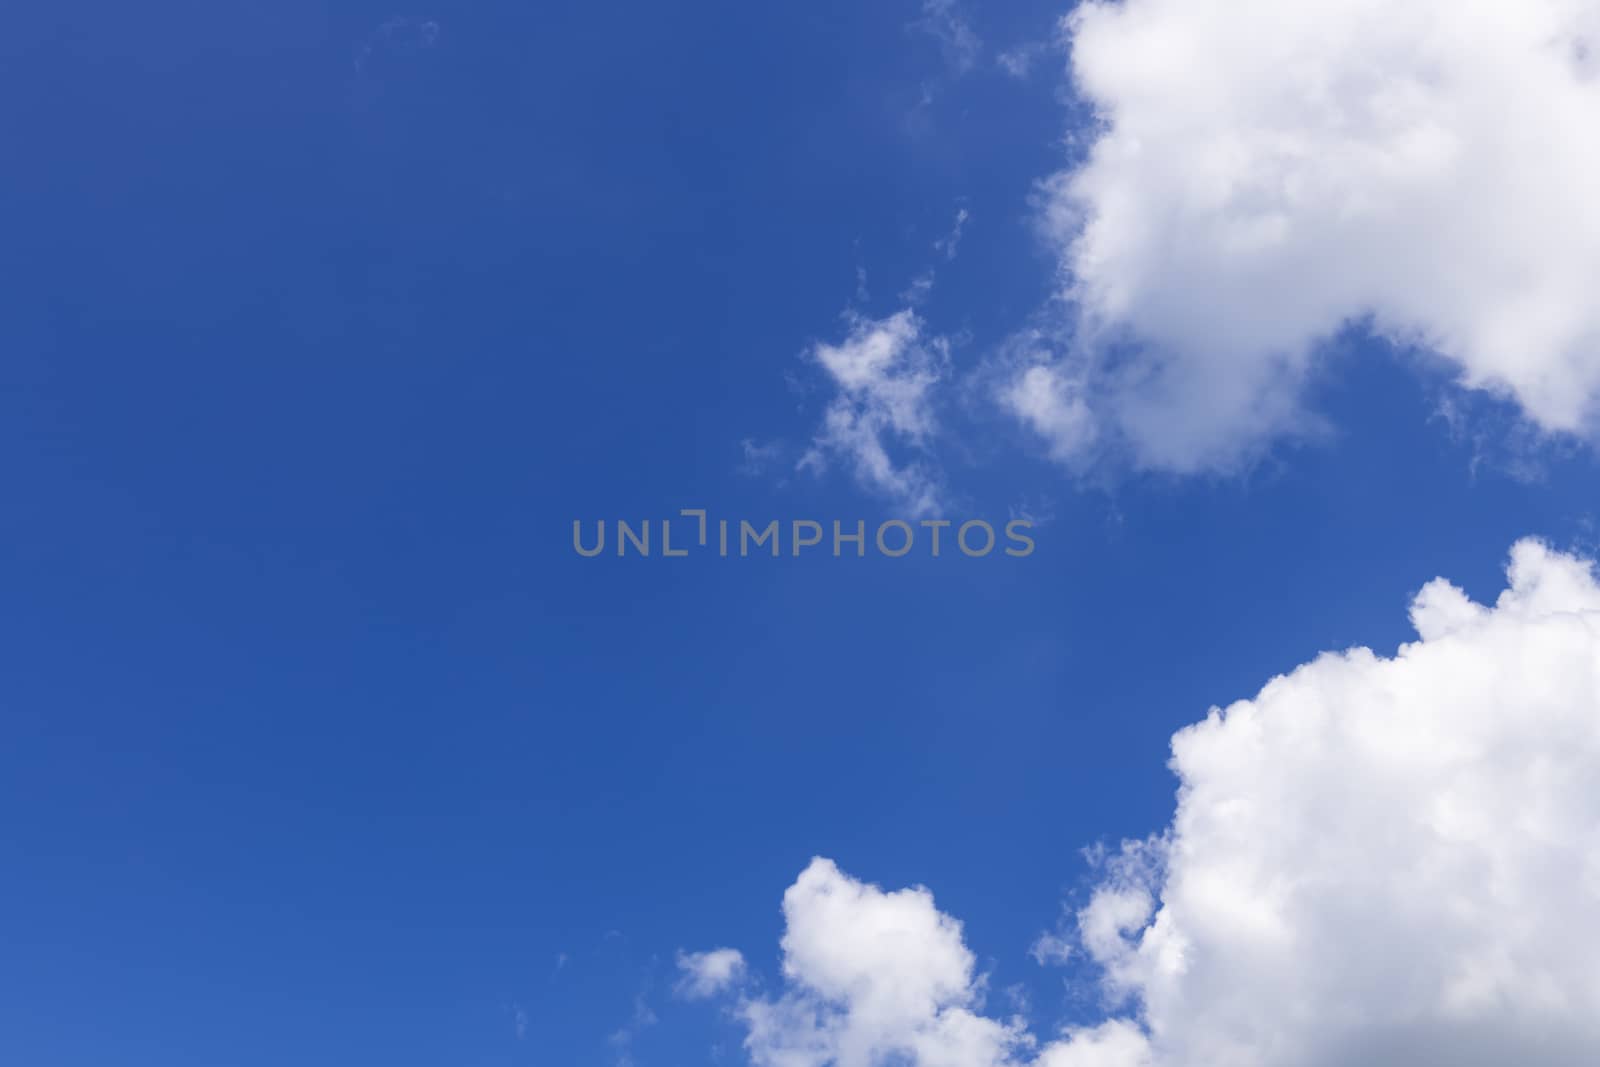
[800,310,949,515]
[695,539,1600,1066]
[710,858,1147,1067]
[738,857,1027,1067]
[676,948,747,1000]
[1012,0,1600,471]
[1077,536,1600,1066]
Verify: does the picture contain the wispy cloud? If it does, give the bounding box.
[737,438,785,478]
[799,310,949,516]
[607,993,657,1067]
[902,207,971,305]
[675,948,747,1000]
[913,0,982,75]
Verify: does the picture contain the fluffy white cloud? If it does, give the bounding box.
[676,948,748,1000]
[1081,536,1600,1066]
[1016,0,1600,471]
[738,857,1026,1067]
[696,539,1600,1066]
[800,311,948,516]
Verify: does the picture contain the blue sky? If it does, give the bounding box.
[7,2,1600,1066]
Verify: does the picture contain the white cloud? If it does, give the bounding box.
[916,0,983,75]
[676,948,748,1000]
[902,208,972,307]
[355,16,440,73]
[935,207,970,262]
[737,857,1026,1067]
[695,539,1600,1066]
[1074,536,1600,1066]
[1028,931,1073,967]
[997,46,1040,80]
[800,310,949,516]
[738,438,785,478]
[1014,0,1600,471]
[608,994,658,1067]
[1001,362,1096,465]
[709,858,1144,1067]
